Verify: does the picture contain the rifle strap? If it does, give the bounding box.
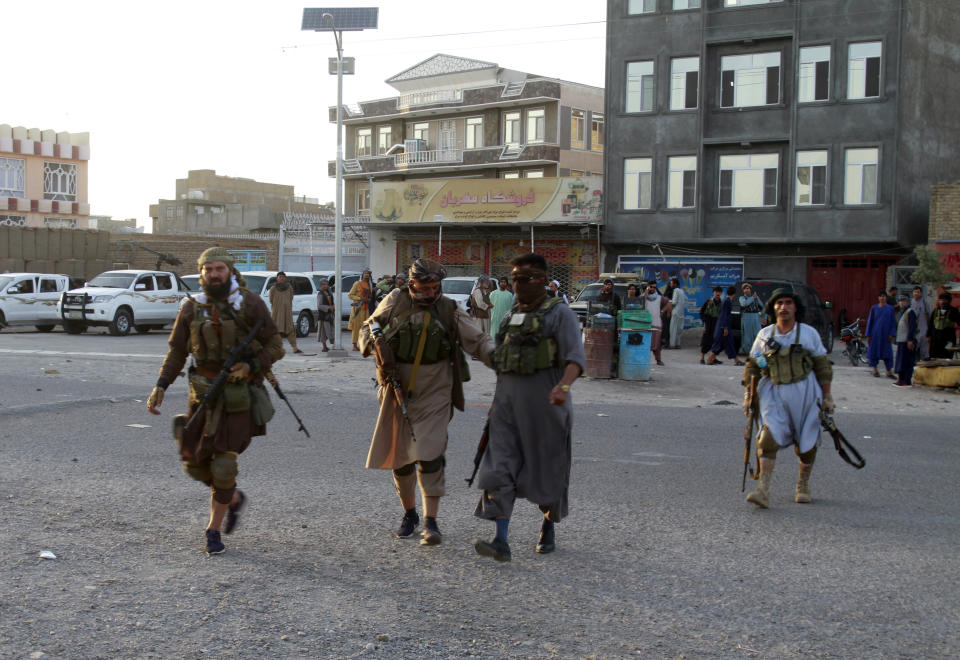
[833,428,866,469]
[407,310,431,398]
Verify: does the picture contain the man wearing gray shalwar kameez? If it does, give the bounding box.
[474,253,585,562]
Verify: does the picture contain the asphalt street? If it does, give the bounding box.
[1,327,957,658]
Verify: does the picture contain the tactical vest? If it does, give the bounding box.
[761,323,815,385]
[189,298,244,363]
[933,308,956,331]
[387,314,454,364]
[492,297,562,375]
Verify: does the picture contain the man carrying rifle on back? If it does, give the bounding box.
[147,247,284,555]
[742,288,834,509]
[359,259,494,547]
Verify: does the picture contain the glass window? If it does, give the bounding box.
[524,170,544,178]
[0,157,25,198]
[357,183,371,214]
[156,275,173,290]
[43,162,78,201]
[356,127,372,157]
[844,148,879,204]
[504,111,521,146]
[571,109,585,149]
[465,117,483,149]
[626,61,656,113]
[673,0,700,9]
[0,214,26,227]
[413,122,429,144]
[501,171,520,179]
[628,0,655,14]
[725,0,782,5]
[377,126,392,155]
[136,276,155,291]
[719,153,779,207]
[720,52,781,108]
[165,206,174,218]
[670,57,699,110]
[526,108,545,144]
[668,156,697,208]
[796,150,828,205]
[624,158,653,210]
[591,113,604,152]
[848,41,882,99]
[799,46,831,103]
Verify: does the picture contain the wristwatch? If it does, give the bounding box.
[558,384,570,392]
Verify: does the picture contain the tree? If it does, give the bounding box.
[911,245,952,292]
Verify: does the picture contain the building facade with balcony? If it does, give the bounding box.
[603,0,960,323]
[0,124,91,229]
[331,54,605,292]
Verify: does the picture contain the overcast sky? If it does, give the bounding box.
[5,0,606,230]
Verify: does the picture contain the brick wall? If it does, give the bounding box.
[106,234,279,276]
[929,181,960,242]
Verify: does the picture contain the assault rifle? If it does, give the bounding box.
[466,410,491,487]
[185,318,265,430]
[742,374,760,492]
[266,371,310,438]
[389,375,416,443]
[818,404,866,469]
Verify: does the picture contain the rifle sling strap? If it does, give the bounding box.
[407,310,431,399]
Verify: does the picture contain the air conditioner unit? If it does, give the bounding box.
[404,138,423,153]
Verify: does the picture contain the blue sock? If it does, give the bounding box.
[495,518,510,543]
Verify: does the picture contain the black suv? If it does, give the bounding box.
[731,279,834,353]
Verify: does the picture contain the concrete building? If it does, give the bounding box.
[330,54,605,292]
[0,124,91,229]
[603,0,960,322]
[88,216,142,233]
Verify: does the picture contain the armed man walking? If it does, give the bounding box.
[146,248,284,554]
[359,259,495,546]
[269,272,303,354]
[473,253,585,562]
[742,288,833,509]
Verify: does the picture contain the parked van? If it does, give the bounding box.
[0,273,71,331]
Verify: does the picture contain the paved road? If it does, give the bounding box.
[1,329,958,658]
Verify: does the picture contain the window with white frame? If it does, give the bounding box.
[796,150,828,205]
[719,153,779,207]
[720,52,780,108]
[44,217,77,229]
[571,109,585,149]
[725,0,782,6]
[501,171,520,179]
[0,157,25,198]
[798,46,831,103]
[844,148,878,205]
[504,111,521,146]
[624,158,653,210]
[591,113,604,152]
[166,206,174,218]
[626,61,656,113]
[668,156,697,208]
[674,0,700,9]
[465,117,483,149]
[413,122,429,144]
[526,108,545,144]
[356,127,372,157]
[524,170,544,178]
[628,0,655,14]
[377,126,392,155]
[43,162,77,201]
[848,41,882,99]
[212,206,223,214]
[670,57,699,110]
[177,206,184,217]
[0,214,27,227]
[357,183,371,215]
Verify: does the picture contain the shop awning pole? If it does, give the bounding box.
[530,225,535,253]
[438,223,443,257]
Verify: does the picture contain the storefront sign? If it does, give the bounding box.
[371,177,602,224]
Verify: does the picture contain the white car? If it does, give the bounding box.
[0,273,72,332]
[307,271,361,320]
[442,276,483,311]
[240,271,317,337]
[58,270,188,335]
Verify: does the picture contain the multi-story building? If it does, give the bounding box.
[0,124,91,229]
[331,54,605,291]
[604,0,960,321]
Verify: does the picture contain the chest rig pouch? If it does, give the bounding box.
[933,309,955,331]
[761,323,814,385]
[387,310,454,365]
[187,298,253,413]
[493,297,562,375]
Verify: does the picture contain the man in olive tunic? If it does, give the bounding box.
[474,253,585,562]
[359,259,495,546]
[147,248,284,554]
[269,272,302,354]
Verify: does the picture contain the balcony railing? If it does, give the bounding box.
[397,89,462,109]
[395,149,462,166]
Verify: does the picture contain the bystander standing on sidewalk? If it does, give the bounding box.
[893,295,918,387]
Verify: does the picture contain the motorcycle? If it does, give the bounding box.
[840,317,868,366]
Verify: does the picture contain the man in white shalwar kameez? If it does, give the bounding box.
[743,288,834,508]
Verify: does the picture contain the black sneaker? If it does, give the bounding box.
[223,490,246,535]
[536,520,556,554]
[474,537,511,562]
[420,518,442,546]
[395,509,420,539]
[205,529,225,555]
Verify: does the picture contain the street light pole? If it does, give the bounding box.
[327,13,346,353]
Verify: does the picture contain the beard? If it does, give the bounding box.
[202,277,231,299]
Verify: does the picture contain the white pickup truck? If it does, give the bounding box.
[0,273,72,332]
[58,270,188,335]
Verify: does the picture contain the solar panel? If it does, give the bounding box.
[301,7,378,31]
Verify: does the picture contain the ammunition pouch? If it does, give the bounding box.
[387,318,453,365]
[933,312,955,331]
[492,297,563,375]
[763,345,814,385]
[249,382,275,425]
[223,381,251,413]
